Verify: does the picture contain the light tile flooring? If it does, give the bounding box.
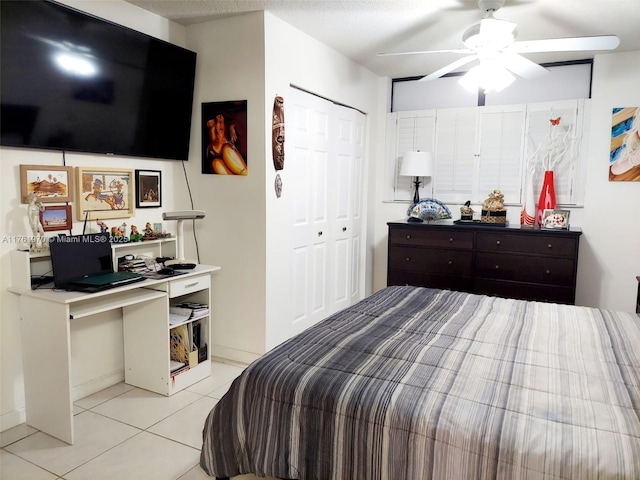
[0,360,250,480]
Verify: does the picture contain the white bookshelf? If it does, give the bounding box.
[123,274,212,396]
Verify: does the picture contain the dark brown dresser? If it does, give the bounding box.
[387,220,582,304]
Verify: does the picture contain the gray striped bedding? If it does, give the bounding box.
[200,286,640,479]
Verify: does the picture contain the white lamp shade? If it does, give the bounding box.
[400,151,434,177]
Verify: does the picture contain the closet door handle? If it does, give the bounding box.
[318,231,323,236]
[342,227,347,232]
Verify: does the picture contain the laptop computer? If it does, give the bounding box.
[50,233,145,293]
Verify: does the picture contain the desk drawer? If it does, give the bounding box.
[169,275,210,298]
[475,252,575,285]
[389,247,473,276]
[476,232,577,257]
[389,228,473,249]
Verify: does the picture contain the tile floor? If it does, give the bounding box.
[0,360,250,480]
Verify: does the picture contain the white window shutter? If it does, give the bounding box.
[476,105,526,204]
[433,108,477,203]
[392,111,436,202]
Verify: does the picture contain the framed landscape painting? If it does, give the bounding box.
[20,164,73,203]
[40,205,72,232]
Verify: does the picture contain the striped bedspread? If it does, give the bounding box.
[201,286,640,479]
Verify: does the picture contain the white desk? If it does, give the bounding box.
[9,264,220,445]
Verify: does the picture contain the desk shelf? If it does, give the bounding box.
[123,272,212,396]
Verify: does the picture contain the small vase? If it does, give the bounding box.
[520,174,536,227]
[536,170,557,227]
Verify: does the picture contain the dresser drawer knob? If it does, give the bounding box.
[406,235,411,239]
[496,240,501,246]
[405,257,411,262]
[448,260,453,265]
[545,269,551,274]
[494,265,500,270]
[448,237,454,243]
[547,243,553,249]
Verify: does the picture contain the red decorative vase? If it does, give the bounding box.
[536,170,557,227]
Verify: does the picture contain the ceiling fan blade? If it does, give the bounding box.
[419,55,478,82]
[511,35,620,54]
[377,48,472,57]
[495,52,548,79]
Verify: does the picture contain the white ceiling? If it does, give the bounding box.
[125,0,640,79]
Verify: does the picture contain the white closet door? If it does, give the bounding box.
[288,88,366,335]
[289,90,331,333]
[330,104,365,313]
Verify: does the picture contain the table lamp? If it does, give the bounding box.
[162,210,205,269]
[400,151,434,205]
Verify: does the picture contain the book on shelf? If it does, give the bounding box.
[170,360,188,374]
[170,302,209,321]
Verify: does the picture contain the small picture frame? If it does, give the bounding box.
[541,209,570,230]
[20,164,74,203]
[40,205,73,232]
[76,167,135,220]
[135,169,162,208]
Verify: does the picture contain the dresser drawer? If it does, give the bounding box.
[389,228,473,249]
[389,246,473,276]
[475,279,575,304]
[388,270,473,292]
[169,274,211,298]
[475,252,575,285]
[476,232,577,257]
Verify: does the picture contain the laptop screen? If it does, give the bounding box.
[50,233,113,288]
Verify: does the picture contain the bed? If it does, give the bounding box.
[200,286,640,479]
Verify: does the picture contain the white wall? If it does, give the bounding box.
[372,50,640,313]
[0,0,190,432]
[575,51,640,310]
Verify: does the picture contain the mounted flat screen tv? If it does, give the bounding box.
[1,0,196,161]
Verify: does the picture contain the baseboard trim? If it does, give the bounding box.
[72,369,124,401]
[211,345,261,365]
[1,407,26,433]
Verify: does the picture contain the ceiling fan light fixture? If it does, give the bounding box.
[463,18,516,50]
[459,62,515,93]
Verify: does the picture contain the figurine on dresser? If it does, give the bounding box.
[26,193,47,252]
[480,189,507,224]
[460,200,474,221]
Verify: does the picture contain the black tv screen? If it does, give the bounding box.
[1,0,196,161]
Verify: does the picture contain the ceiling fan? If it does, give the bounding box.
[378,0,619,89]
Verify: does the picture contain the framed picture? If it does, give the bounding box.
[201,100,248,175]
[541,209,570,230]
[76,167,135,221]
[135,170,162,208]
[40,205,72,232]
[20,164,73,203]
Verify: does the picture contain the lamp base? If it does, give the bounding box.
[407,217,423,223]
[165,259,197,269]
